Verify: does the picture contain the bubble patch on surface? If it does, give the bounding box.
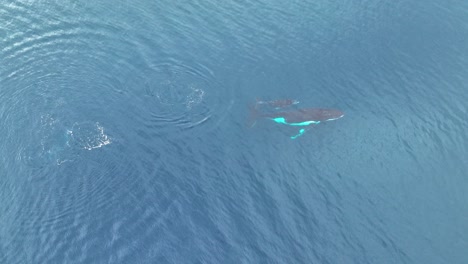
[22,118,111,168]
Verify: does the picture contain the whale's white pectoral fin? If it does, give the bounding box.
[290,128,306,140]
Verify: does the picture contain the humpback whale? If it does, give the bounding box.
[249,105,344,139]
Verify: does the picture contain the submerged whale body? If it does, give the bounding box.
[263,108,344,125]
[249,103,344,139]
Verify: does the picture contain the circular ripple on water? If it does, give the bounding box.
[0,3,135,167]
[0,4,148,262]
[0,2,236,261]
[139,59,232,136]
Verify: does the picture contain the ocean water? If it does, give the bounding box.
[1,0,467,263]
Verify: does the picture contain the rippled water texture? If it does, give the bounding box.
[1,0,467,263]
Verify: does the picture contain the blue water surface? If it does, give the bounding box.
[1,0,467,263]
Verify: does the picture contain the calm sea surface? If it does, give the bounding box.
[1,0,467,263]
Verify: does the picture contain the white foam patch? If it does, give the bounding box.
[69,122,111,150]
[22,117,112,168]
[185,87,204,110]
